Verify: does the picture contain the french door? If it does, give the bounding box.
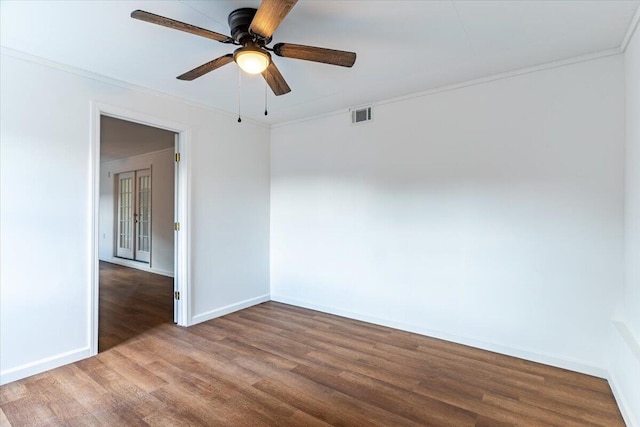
[116,169,151,262]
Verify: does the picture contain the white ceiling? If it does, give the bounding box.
[1,1,638,125]
[101,116,175,163]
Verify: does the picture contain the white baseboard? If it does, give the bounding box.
[100,257,174,278]
[0,347,91,385]
[190,294,270,326]
[609,369,639,427]
[270,295,607,378]
[607,321,640,427]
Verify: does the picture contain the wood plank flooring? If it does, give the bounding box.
[0,262,626,426]
[97,261,174,352]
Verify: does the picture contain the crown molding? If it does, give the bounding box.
[273,47,622,129]
[2,43,625,131]
[621,4,640,52]
[0,46,270,129]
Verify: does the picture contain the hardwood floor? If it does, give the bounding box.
[0,263,625,426]
[98,261,174,352]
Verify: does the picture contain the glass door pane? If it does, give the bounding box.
[135,169,151,263]
[116,172,134,259]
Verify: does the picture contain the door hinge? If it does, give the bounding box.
[175,152,181,162]
[174,222,180,231]
[174,291,180,300]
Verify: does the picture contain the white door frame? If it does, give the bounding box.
[89,101,190,356]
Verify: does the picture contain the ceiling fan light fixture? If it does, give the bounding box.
[234,46,271,74]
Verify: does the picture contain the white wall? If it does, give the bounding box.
[608,20,640,427]
[623,18,640,359]
[0,51,270,384]
[271,55,625,375]
[99,148,175,276]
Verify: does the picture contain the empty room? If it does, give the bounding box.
[1,0,639,426]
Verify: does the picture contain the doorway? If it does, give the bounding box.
[100,116,175,274]
[90,103,190,356]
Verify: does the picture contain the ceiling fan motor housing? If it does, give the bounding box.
[228,8,271,45]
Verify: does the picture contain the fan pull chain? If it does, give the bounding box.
[237,67,242,123]
[264,81,268,116]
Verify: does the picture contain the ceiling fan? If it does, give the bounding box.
[131,0,357,96]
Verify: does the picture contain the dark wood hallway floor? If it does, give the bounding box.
[0,263,626,426]
[98,261,174,352]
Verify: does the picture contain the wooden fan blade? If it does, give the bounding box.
[177,54,234,81]
[131,10,231,43]
[249,0,297,39]
[273,43,356,67]
[262,61,291,96]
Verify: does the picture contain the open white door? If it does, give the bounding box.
[173,135,180,324]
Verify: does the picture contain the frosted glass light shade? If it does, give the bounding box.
[234,47,270,74]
